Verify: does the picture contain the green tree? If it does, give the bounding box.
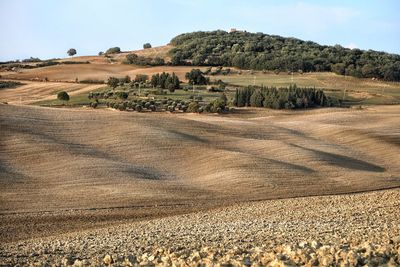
[143,43,152,49]
[107,77,119,90]
[57,91,70,102]
[106,47,121,54]
[187,101,200,113]
[250,90,264,107]
[219,93,228,105]
[67,48,77,57]
[185,69,207,85]
[135,74,149,83]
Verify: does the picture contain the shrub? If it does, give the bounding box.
[135,105,143,112]
[143,43,152,49]
[211,98,226,113]
[36,61,59,68]
[80,79,104,84]
[57,91,70,101]
[115,91,128,100]
[107,77,120,89]
[90,102,98,108]
[135,74,149,83]
[126,54,164,66]
[185,69,207,85]
[187,101,200,113]
[106,47,121,54]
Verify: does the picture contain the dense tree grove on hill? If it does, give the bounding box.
[169,30,400,81]
[125,53,165,66]
[234,85,338,109]
[150,72,180,91]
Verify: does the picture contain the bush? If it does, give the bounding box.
[135,74,149,83]
[185,69,207,85]
[187,101,200,113]
[57,91,70,101]
[106,47,121,54]
[115,91,128,100]
[107,77,120,89]
[36,61,59,68]
[90,102,98,109]
[80,79,104,84]
[126,54,164,66]
[135,105,143,112]
[143,43,152,49]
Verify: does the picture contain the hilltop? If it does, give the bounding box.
[169,30,400,81]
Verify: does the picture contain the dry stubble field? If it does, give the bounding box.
[0,103,399,239]
[1,52,400,264]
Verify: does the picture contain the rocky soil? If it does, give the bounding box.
[1,189,399,266]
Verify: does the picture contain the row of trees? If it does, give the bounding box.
[125,53,165,66]
[234,85,338,109]
[150,72,180,91]
[169,30,400,81]
[106,76,132,89]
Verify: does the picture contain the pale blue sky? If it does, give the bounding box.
[0,0,399,61]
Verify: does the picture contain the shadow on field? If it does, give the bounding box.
[291,144,385,172]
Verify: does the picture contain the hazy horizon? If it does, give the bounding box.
[1,0,399,61]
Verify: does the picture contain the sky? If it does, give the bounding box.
[0,0,399,61]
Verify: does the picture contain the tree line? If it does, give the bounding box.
[150,72,180,91]
[125,53,165,66]
[234,85,339,109]
[169,30,400,81]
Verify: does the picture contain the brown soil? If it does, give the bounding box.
[1,104,399,243]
